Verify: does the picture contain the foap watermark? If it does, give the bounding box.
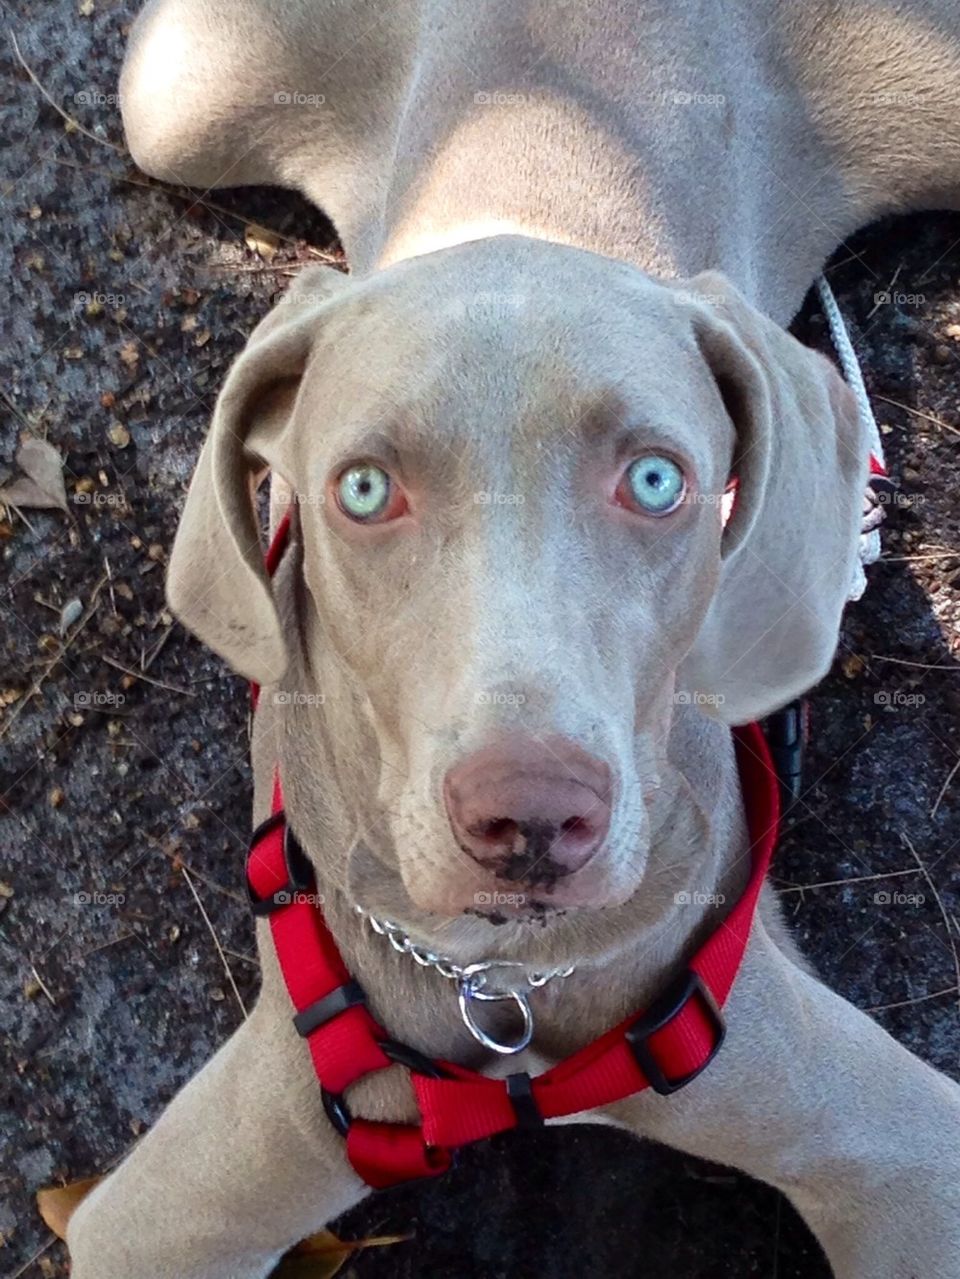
[474,890,526,908]
[273,690,326,707]
[675,890,727,907]
[73,490,124,507]
[74,88,123,107]
[75,890,126,906]
[74,290,126,310]
[873,289,926,307]
[873,689,926,709]
[673,690,726,708]
[74,690,125,709]
[274,488,327,509]
[272,889,326,908]
[474,90,528,107]
[874,889,925,906]
[654,89,726,107]
[474,491,525,506]
[671,288,726,308]
[475,690,527,707]
[273,91,326,107]
[871,90,926,107]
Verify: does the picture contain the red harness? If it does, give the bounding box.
[246,515,780,1190]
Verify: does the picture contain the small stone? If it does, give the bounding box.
[49,786,65,808]
[59,598,83,632]
[108,422,130,448]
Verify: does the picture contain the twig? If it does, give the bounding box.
[901,831,960,1015]
[143,623,174,672]
[881,550,960,563]
[9,1237,56,1279]
[775,867,919,895]
[29,961,56,1006]
[180,865,248,1019]
[9,32,125,153]
[873,393,960,439]
[870,653,959,671]
[52,157,343,261]
[931,755,960,819]
[865,262,903,320]
[866,984,959,1014]
[0,573,108,740]
[104,554,117,616]
[101,655,193,697]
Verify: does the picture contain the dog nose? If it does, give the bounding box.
[443,738,612,882]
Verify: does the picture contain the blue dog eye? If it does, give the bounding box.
[337,464,390,520]
[626,455,686,514]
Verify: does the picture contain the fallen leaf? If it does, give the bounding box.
[245,223,281,261]
[37,1176,102,1239]
[272,1229,411,1279]
[0,437,68,512]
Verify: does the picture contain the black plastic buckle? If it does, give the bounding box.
[321,1039,453,1139]
[506,1071,543,1129]
[246,819,316,917]
[764,700,805,811]
[625,970,726,1096]
[294,979,367,1038]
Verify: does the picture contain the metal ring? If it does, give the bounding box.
[458,983,533,1055]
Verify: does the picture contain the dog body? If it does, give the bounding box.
[66,3,960,1277]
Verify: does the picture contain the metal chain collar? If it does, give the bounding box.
[354,905,575,1056]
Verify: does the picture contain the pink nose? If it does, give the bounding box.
[443,738,612,884]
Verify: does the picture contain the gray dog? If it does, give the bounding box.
[66,2,960,1277]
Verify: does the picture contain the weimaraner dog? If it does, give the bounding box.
[66,2,960,1276]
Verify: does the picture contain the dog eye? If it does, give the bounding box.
[335,463,407,523]
[617,455,687,516]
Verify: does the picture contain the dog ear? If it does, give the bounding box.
[166,268,350,684]
[681,271,867,724]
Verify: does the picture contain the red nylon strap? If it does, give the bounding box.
[248,515,780,1186]
[246,814,391,1093]
[346,1120,452,1190]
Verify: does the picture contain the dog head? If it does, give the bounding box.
[167,238,864,953]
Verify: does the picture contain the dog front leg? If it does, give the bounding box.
[66,998,373,1279]
[606,918,960,1279]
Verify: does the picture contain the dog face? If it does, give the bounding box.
[168,238,864,941]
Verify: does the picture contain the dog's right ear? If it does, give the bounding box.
[167,268,350,684]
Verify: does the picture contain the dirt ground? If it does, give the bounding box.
[1,3,958,1277]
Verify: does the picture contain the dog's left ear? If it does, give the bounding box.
[167,268,350,685]
[681,271,867,725]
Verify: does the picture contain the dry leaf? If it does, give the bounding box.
[272,1229,410,1278]
[0,437,68,512]
[37,1176,102,1239]
[245,223,281,261]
